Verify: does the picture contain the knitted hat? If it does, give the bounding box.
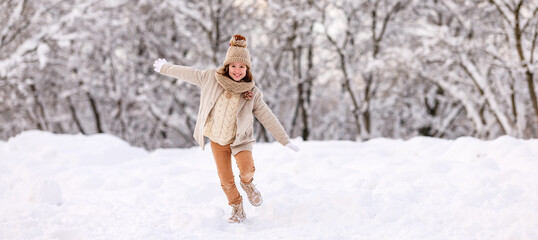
[222,35,252,69]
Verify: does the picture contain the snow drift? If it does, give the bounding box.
[1,131,537,239]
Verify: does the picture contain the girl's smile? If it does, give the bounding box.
[229,62,247,81]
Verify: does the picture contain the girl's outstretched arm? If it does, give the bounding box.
[252,90,299,152]
[153,58,211,87]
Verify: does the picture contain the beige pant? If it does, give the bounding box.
[210,141,255,205]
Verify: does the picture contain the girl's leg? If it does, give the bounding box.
[234,150,255,184]
[235,150,263,206]
[210,141,242,205]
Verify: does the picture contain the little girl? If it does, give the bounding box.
[153,35,299,223]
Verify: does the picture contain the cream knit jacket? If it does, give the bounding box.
[159,63,290,155]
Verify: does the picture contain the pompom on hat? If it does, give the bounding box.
[222,34,252,69]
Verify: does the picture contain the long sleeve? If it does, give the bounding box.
[159,63,211,87]
[252,92,290,146]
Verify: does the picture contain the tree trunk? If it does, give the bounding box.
[29,83,48,131]
[326,35,362,138]
[512,1,538,128]
[301,43,314,140]
[362,74,373,136]
[290,41,312,140]
[87,92,103,133]
[525,71,538,123]
[68,95,87,134]
[291,44,301,136]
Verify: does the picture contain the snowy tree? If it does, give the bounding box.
[487,0,538,136]
[319,0,409,140]
[0,0,96,137]
[412,0,538,138]
[1,0,537,149]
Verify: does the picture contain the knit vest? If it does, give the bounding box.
[203,92,241,145]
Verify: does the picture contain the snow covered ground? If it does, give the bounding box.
[1,131,537,240]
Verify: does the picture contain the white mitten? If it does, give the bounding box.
[285,142,300,152]
[153,58,167,72]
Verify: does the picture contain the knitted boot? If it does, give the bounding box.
[240,181,263,207]
[228,200,246,223]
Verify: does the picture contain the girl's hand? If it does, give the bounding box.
[286,143,300,152]
[153,58,167,72]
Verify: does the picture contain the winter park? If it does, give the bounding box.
[1,0,538,239]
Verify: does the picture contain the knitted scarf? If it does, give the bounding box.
[215,71,254,99]
[215,70,255,98]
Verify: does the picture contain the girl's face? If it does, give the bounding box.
[228,62,247,81]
